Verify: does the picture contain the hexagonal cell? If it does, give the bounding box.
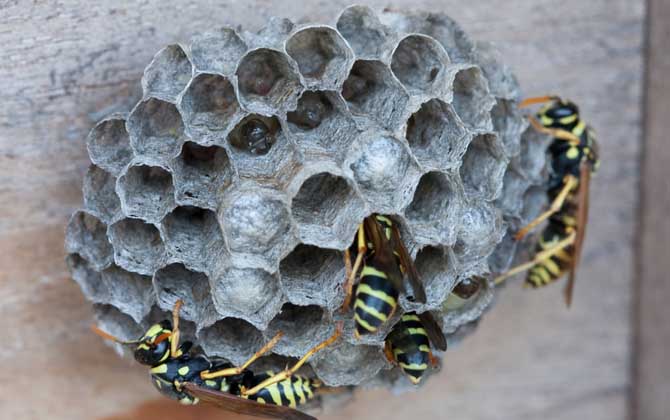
[312,340,386,387]
[341,60,409,130]
[290,171,367,249]
[405,99,469,171]
[491,99,527,158]
[336,5,390,59]
[236,48,302,114]
[198,317,264,367]
[412,245,458,306]
[379,11,475,63]
[348,134,422,214]
[127,98,186,162]
[442,276,487,312]
[161,206,224,271]
[451,66,494,130]
[142,44,193,102]
[117,164,175,223]
[83,165,122,224]
[264,303,332,357]
[405,171,460,246]
[454,201,504,264]
[228,114,281,156]
[472,40,521,100]
[519,125,550,183]
[391,35,450,94]
[86,115,133,176]
[108,218,166,276]
[179,73,241,144]
[460,133,508,201]
[219,188,295,271]
[65,210,113,271]
[279,244,344,310]
[190,28,247,75]
[441,273,494,334]
[172,142,233,209]
[67,254,109,303]
[101,264,155,323]
[93,304,145,356]
[209,265,284,329]
[286,26,354,88]
[496,165,530,220]
[153,263,218,329]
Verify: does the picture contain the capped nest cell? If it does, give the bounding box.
[66,5,548,407]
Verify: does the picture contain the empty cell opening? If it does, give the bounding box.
[198,317,264,365]
[460,133,505,200]
[101,264,155,323]
[162,206,222,258]
[279,244,342,304]
[287,91,334,131]
[236,49,301,108]
[228,115,281,156]
[452,67,490,128]
[337,5,387,57]
[118,165,174,221]
[87,117,133,175]
[67,254,109,302]
[109,218,165,275]
[391,35,447,92]
[266,303,327,354]
[406,99,467,169]
[407,171,454,223]
[83,165,121,223]
[143,44,193,100]
[66,211,113,270]
[154,263,216,325]
[291,173,354,226]
[128,99,184,160]
[175,142,232,205]
[415,245,452,290]
[181,74,239,131]
[286,27,350,81]
[342,60,408,127]
[190,28,247,74]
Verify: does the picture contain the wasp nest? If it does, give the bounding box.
[66,5,547,395]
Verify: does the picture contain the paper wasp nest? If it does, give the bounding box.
[66,5,547,394]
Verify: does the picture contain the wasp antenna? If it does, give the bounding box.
[519,95,557,108]
[91,324,140,345]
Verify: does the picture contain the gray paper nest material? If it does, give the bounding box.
[65,5,548,394]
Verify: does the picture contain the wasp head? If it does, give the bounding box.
[133,320,173,366]
[538,98,580,130]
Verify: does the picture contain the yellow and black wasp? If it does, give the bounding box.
[92,300,342,420]
[442,276,486,311]
[384,311,447,384]
[341,214,427,337]
[495,96,599,306]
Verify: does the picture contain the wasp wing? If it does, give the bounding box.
[564,163,591,307]
[182,383,317,420]
[390,225,427,303]
[364,216,406,293]
[417,311,447,351]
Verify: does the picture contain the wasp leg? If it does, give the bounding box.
[494,231,576,285]
[428,351,440,368]
[340,224,367,312]
[514,175,578,241]
[383,341,396,365]
[169,299,184,358]
[527,116,581,145]
[200,332,284,380]
[241,323,343,397]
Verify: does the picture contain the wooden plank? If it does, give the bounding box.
[634,0,670,418]
[0,1,643,419]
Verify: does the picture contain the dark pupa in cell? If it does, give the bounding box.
[287,91,333,130]
[229,116,281,155]
[238,60,278,97]
[443,276,484,311]
[341,73,371,103]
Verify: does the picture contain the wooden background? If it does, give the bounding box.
[1,0,663,419]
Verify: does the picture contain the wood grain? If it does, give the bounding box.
[634,0,670,418]
[0,1,643,419]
